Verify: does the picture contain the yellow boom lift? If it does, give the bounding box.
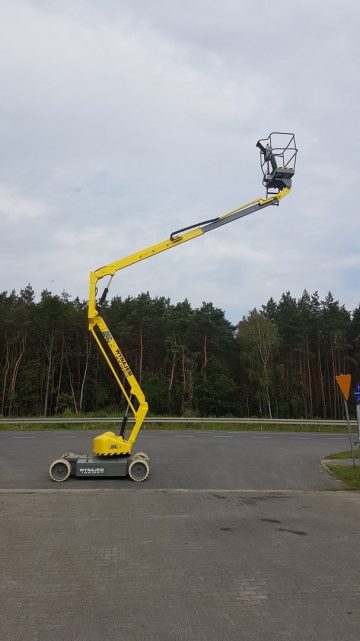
[49,132,297,482]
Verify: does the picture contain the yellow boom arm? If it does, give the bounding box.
[88,187,291,456]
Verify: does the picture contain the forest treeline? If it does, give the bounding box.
[1,285,359,419]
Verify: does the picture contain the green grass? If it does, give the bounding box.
[0,421,358,433]
[0,422,119,432]
[327,465,360,490]
[324,449,360,460]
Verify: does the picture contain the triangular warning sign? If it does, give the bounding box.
[336,374,351,400]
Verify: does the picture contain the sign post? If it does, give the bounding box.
[335,374,355,467]
[354,382,360,463]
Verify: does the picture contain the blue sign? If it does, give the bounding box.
[354,382,360,405]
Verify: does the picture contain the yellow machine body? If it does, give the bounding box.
[93,431,132,456]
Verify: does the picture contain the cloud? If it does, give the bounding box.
[0,186,46,222]
[0,1,359,320]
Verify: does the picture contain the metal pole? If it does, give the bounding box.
[356,404,360,464]
[344,400,355,467]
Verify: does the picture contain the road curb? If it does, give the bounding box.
[321,459,348,486]
[322,458,355,466]
[0,488,347,495]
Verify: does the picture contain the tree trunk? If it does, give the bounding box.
[43,332,54,417]
[55,334,64,415]
[168,337,177,393]
[1,338,10,416]
[139,325,143,385]
[306,335,313,418]
[65,349,79,415]
[264,369,272,418]
[69,371,79,415]
[8,334,26,416]
[330,335,336,418]
[181,346,186,413]
[317,336,326,418]
[79,338,91,413]
[203,333,208,385]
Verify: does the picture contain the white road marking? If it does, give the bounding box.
[175,435,196,438]
[12,436,35,439]
[55,436,78,438]
[327,437,347,440]
[253,436,272,439]
[292,437,312,440]
[212,435,233,438]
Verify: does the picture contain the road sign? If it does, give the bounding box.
[336,373,355,466]
[335,374,351,401]
[354,382,360,405]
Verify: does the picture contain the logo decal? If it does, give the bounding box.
[101,330,133,377]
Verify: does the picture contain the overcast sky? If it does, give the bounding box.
[0,0,359,321]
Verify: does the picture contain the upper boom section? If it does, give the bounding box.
[88,132,297,319]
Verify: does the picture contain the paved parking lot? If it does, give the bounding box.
[1,488,360,641]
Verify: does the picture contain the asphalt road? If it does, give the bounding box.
[0,429,349,490]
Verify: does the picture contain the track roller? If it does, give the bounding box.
[49,458,71,482]
[128,457,150,482]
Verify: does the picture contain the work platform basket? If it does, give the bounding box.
[256,132,298,196]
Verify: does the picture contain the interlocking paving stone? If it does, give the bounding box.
[1,489,359,640]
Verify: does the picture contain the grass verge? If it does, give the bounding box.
[326,465,360,490]
[0,421,358,433]
[324,449,360,460]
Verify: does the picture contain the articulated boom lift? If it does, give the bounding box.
[49,132,297,482]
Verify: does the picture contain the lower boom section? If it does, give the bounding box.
[49,451,150,483]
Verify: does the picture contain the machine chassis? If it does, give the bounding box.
[49,451,150,482]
